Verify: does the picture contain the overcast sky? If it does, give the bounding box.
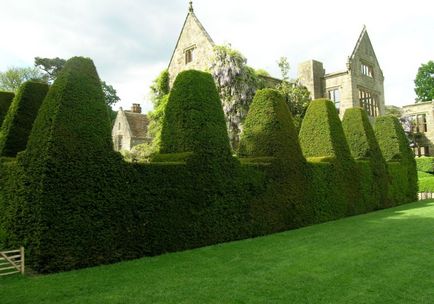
[0,0,432,112]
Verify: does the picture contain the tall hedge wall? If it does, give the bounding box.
[299,99,362,216]
[342,108,389,209]
[374,115,418,203]
[0,91,14,126]
[0,82,48,157]
[0,65,419,273]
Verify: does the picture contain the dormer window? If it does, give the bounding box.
[184,46,195,64]
[361,63,373,77]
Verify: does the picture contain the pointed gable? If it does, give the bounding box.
[168,3,216,85]
[349,26,382,72]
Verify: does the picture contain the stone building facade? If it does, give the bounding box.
[168,3,386,122]
[167,2,215,86]
[402,101,434,156]
[297,26,385,118]
[112,104,150,152]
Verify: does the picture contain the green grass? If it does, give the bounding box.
[418,171,434,191]
[1,200,434,303]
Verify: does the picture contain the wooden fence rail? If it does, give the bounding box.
[418,192,434,200]
[0,247,25,276]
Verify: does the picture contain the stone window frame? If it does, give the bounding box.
[327,87,341,113]
[358,87,378,117]
[409,113,428,133]
[184,45,196,65]
[360,61,374,78]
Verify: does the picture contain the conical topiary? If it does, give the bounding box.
[0,91,15,125]
[374,115,418,203]
[0,82,48,156]
[160,69,232,159]
[299,99,361,217]
[17,57,124,273]
[239,88,305,164]
[342,108,389,209]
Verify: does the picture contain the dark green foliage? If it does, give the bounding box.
[12,57,132,272]
[342,108,389,209]
[0,63,419,274]
[0,91,14,125]
[299,99,351,159]
[415,156,434,173]
[160,70,232,159]
[300,99,362,216]
[0,82,48,157]
[239,89,310,232]
[239,89,304,162]
[375,116,418,203]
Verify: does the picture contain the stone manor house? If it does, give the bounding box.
[168,1,386,118]
[113,1,386,150]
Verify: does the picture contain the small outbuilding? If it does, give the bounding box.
[112,103,149,151]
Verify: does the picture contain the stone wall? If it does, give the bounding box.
[168,12,215,87]
[402,101,434,156]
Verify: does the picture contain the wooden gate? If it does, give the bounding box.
[0,247,25,276]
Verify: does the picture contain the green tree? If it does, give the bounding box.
[101,81,120,107]
[415,60,434,102]
[34,57,66,82]
[34,57,120,108]
[0,67,45,92]
[385,105,402,118]
[147,69,170,153]
[276,57,311,131]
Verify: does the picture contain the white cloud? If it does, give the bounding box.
[0,0,432,111]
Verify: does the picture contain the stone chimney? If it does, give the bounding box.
[131,103,142,113]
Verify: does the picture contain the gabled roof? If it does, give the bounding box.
[167,4,215,68]
[349,25,381,68]
[124,112,149,139]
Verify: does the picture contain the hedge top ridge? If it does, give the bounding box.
[23,57,112,165]
[299,98,353,161]
[0,91,15,125]
[342,107,385,160]
[0,81,48,157]
[239,88,305,163]
[374,115,413,161]
[159,69,232,158]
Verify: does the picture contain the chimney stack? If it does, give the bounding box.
[131,103,142,113]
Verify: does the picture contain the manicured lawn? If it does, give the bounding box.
[1,200,434,304]
[418,171,434,191]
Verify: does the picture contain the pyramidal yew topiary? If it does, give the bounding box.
[374,115,418,203]
[299,99,352,160]
[0,82,48,157]
[239,88,305,163]
[159,69,232,159]
[0,91,14,125]
[299,99,361,216]
[342,108,389,209]
[17,57,124,273]
[239,88,310,230]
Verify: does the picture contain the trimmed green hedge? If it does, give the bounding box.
[239,89,304,161]
[0,91,14,126]
[160,69,232,159]
[0,66,419,273]
[299,99,362,216]
[415,157,434,173]
[342,108,389,209]
[0,82,48,157]
[11,57,133,272]
[375,116,418,203]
